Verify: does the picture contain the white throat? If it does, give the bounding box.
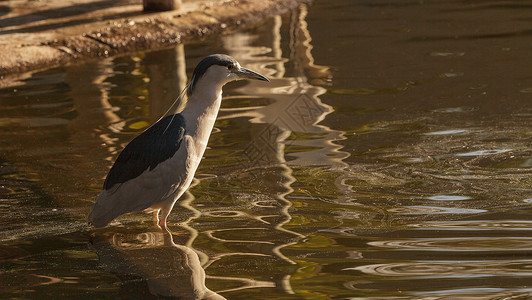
[180,77,224,153]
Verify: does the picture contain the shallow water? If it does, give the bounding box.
[1,0,532,299]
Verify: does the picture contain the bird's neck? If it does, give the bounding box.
[181,84,223,149]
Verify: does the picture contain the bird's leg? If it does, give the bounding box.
[157,199,176,231]
[159,215,167,231]
[153,209,160,227]
[158,206,173,231]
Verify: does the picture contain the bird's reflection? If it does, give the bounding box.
[90,227,225,299]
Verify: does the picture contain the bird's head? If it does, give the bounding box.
[187,54,269,96]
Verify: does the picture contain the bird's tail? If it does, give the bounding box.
[88,191,121,228]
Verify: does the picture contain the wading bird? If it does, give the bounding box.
[88,54,269,229]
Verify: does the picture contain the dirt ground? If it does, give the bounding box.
[0,0,306,75]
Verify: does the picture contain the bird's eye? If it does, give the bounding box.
[227,65,233,70]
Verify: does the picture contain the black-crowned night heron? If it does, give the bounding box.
[88,54,269,229]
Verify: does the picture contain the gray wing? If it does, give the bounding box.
[104,114,186,190]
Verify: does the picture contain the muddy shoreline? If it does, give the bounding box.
[0,0,308,76]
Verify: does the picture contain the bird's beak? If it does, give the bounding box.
[236,67,270,82]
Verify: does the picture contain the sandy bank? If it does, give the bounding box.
[0,0,308,76]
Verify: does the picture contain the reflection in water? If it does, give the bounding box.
[197,4,351,295]
[145,44,188,120]
[224,5,346,171]
[91,227,225,299]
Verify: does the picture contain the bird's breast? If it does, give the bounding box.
[182,96,222,159]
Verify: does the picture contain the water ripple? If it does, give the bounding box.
[346,260,532,278]
[427,195,471,201]
[390,206,487,215]
[202,210,273,225]
[456,149,512,157]
[410,220,532,231]
[430,51,465,57]
[423,129,467,135]
[203,228,276,244]
[368,237,532,251]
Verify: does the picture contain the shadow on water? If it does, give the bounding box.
[1,0,532,299]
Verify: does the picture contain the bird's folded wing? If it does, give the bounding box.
[103,114,186,191]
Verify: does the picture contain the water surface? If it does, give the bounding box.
[1,0,532,298]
